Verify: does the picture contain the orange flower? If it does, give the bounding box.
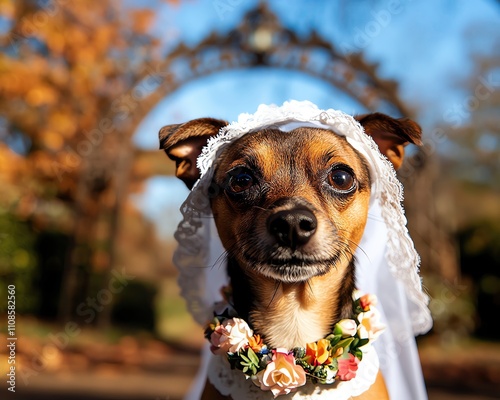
[359,293,377,311]
[332,347,344,358]
[305,338,332,366]
[249,334,265,352]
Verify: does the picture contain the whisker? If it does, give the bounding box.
[211,250,229,270]
[251,205,272,212]
[335,228,369,260]
[188,264,218,270]
[198,214,215,219]
[267,281,281,309]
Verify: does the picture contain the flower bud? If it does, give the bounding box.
[335,319,357,337]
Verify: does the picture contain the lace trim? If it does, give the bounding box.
[174,100,432,335]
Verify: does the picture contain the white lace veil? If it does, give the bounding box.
[173,101,432,400]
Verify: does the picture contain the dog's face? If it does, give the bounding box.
[159,111,422,286]
[210,127,371,283]
[160,110,421,373]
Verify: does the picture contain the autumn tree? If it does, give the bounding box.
[399,45,500,339]
[446,55,500,188]
[444,49,500,339]
[0,0,168,325]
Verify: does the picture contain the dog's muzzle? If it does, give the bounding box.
[267,208,317,251]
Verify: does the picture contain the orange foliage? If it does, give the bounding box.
[0,0,161,224]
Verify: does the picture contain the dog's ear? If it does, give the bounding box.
[159,118,228,189]
[355,113,422,170]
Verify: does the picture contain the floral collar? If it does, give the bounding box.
[205,288,385,398]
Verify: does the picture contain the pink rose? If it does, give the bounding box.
[210,317,253,355]
[254,349,307,398]
[357,308,385,342]
[337,353,360,381]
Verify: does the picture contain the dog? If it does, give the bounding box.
[159,106,422,399]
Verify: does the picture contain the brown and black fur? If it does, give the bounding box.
[159,114,422,400]
[208,128,371,349]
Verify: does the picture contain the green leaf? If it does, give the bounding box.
[248,347,260,365]
[336,337,354,349]
[352,349,363,360]
[329,334,342,346]
[293,347,306,359]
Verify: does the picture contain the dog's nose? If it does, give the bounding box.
[267,209,317,249]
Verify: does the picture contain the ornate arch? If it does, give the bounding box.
[132,2,411,134]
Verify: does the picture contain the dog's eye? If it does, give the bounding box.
[228,170,255,193]
[328,168,356,192]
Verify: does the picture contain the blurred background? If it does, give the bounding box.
[0,0,499,399]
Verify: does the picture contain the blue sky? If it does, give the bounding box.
[130,0,500,238]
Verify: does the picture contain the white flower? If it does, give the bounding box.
[210,318,253,355]
[336,319,358,337]
[325,367,337,384]
[357,308,385,343]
